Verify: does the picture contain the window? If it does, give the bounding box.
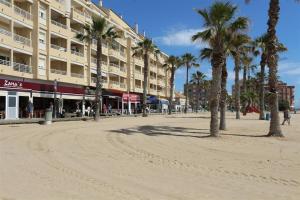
[38,56,46,76]
[39,31,46,50]
[39,6,47,25]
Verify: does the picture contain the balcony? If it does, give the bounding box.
[158,68,165,75]
[135,72,143,80]
[0,0,12,17]
[71,72,84,78]
[158,79,165,86]
[109,81,126,91]
[71,50,85,63]
[0,27,13,47]
[52,0,65,12]
[51,68,67,75]
[13,5,33,26]
[13,33,32,52]
[134,86,143,93]
[134,57,144,67]
[150,88,157,95]
[13,62,32,74]
[71,28,84,42]
[72,8,85,24]
[50,44,67,60]
[51,20,68,36]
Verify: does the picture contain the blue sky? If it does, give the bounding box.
[94,0,300,108]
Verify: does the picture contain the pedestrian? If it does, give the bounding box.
[103,104,107,114]
[282,109,291,125]
[27,100,34,118]
[108,104,112,113]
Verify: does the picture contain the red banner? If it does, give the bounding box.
[122,93,140,103]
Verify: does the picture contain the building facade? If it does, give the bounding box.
[0,0,171,119]
[184,83,210,111]
[231,80,295,110]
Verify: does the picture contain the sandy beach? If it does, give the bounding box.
[0,112,299,200]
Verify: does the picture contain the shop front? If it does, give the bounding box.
[0,76,90,120]
[122,93,141,114]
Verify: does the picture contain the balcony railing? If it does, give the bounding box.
[109,63,119,68]
[71,72,84,78]
[51,44,67,52]
[0,58,10,66]
[51,20,67,29]
[13,62,32,74]
[14,5,32,20]
[0,0,11,7]
[120,83,126,88]
[0,27,11,36]
[71,28,84,36]
[71,50,84,57]
[51,68,67,75]
[120,67,126,72]
[14,33,31,46]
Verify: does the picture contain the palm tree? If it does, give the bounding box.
[228,34,251,119]
[132,38,160,117]
[190,71,207,112]
[181,53,199,113]
[253,34,287,120]
[192,2,248,136]
[163,56,182,115]
[76,17,118,121]
[245,0,299,137]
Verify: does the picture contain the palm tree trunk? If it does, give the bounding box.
[210,52,224,137]
[95,39,103,121]
[234,55,241,119]
[241,65,247,114]
[184,65,189,113]
[196,82,200,113]
[142,53,149,117]
[259,53,266,120]
[267,0,283,137]
[219,60,228,130]
[168,67,175,115]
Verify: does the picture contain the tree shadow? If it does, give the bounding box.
[110,125,268,139]
[110,125,212,138]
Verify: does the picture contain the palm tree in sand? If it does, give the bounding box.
[192,2,248,136]
[189,71,207,112]
[163,56,182,115]
[76,17,118,121]
[228,34,251,120]
[181,53,199,114]
[245,0,299,137]
[132,38,160,117]
[252,34,287,120]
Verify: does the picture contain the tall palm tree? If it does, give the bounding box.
[181,53,199,113]
[228,34,251,119]
[163,56,182,115]
[253,34,287,120]
[76,17,118,121]
[245,0,299,137]
[190,71,207,112]
[192,2,248,136]
[132,38,160,117]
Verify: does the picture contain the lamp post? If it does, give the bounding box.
[53,79,57,119]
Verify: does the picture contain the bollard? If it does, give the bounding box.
[44,108,53,125]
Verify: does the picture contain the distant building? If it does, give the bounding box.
[173,92,186,112]
[232,80,295,110]
[184,83,210,111]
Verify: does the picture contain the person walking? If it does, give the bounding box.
[282,109,291,125]
[108,104,112,114]
[27,100,34,118]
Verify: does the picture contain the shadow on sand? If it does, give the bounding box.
[110,125,268,139]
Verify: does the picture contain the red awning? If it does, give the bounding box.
[122,93,140,103]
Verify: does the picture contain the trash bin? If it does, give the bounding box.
[44,108,53,125]
[266,113,270,121]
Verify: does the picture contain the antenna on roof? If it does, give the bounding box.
[134,23,139,34]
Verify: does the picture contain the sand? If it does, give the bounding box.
[0,112,299,200]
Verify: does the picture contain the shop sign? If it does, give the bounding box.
[2,80,23,88]
[123,94,140,102]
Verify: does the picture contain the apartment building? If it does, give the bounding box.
[184,83,210,111]
[0,0,171,119]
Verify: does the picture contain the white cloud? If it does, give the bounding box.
[279,62,300,75]
[154,27,206,48]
